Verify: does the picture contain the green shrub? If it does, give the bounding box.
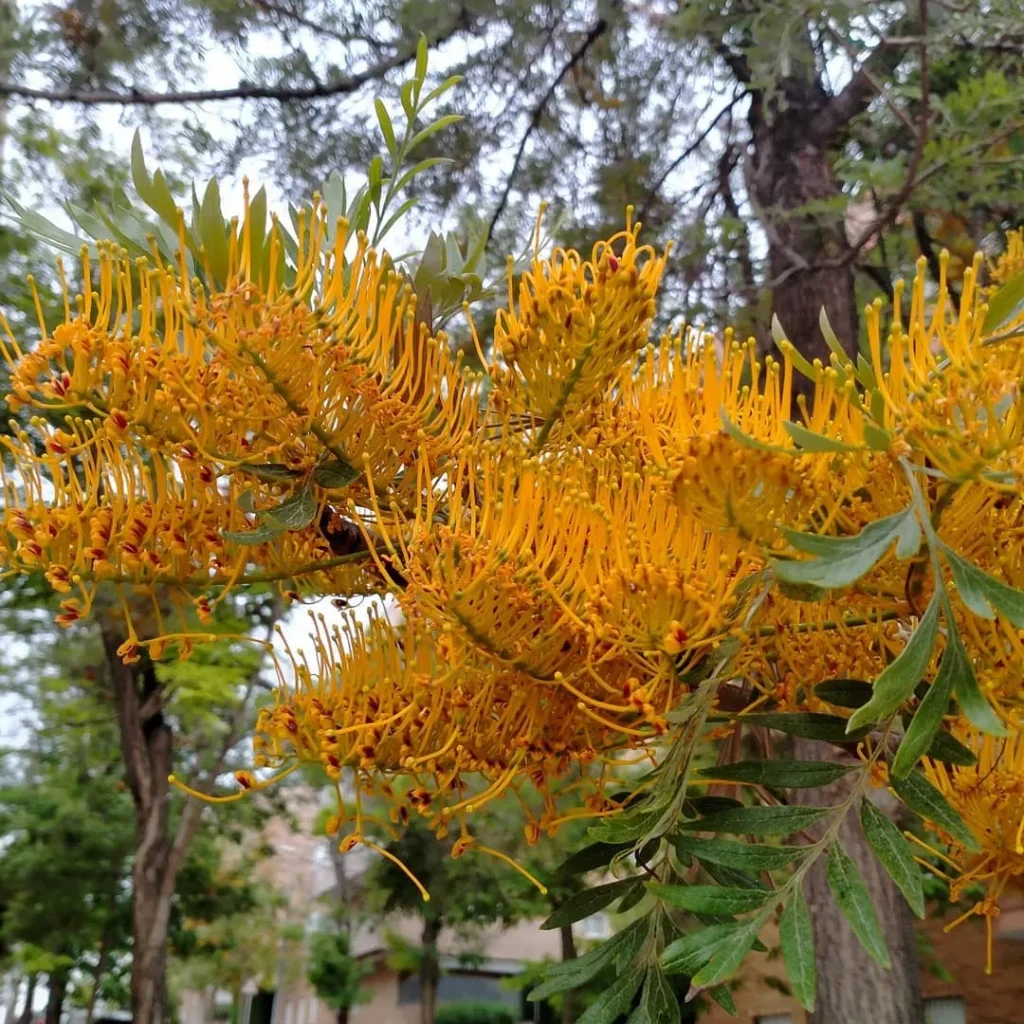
[433,1000,518,1024]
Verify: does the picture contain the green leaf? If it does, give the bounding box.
[890,770,981,853]
[648,884,771,916]
[313,458,361,489]
[784,421,861,453]
[588,804,665,844]
[633,965,679,1024]
[406,114,463,154]
[222,521,286,545]
[556,841,632,876]
[673,836,803,872]
[740,712,871,743]
[942,544,1024,627]
[891,635,956,779]
[776,580,830,603]
[699,861,769,892]
[847,591,941,731]
[814,679,873,709]
[236,489,256,514]
[863,421,892,452]
[684,796,744,816]
[697,760,854,788]
[720,407,788,454]
[367,156,384,202]
[950,653,1009,737]
[679,804,832,837]
[414,34,429,85]
[616,880,648,914]
[860,799,925,918]
[130,130,155,205]
[825,844,891,967]
[774,510,916,588]
[690,919,761,988]
[662,924,739,976]
[982,270,1024,332]
[265,489,317,531]
[247,186,268,275]
[392,156,452,197]
[374,99,398,158]
[541,879,636,930]
[529,920,645,1000]
[323,170,346,226]
[200,178,229,288]
[818,306,854,369]
[925,730,977,767]
[400,79,417,119]
[771,313,788,345]
[576,965,646,1024]
[706,984,737,1015]
[241,463,302,483]
[780,887,815,1011]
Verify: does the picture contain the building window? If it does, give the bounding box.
[398,972,517,1007]
[577,913,611,940]
[924,997,966,1024]
[755,1015,793,1024]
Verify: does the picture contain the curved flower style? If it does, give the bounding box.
[920,729,1024,973]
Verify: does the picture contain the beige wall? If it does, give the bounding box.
[701,911,1024,1024]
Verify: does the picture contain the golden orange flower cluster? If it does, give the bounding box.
[5,190,1024,924]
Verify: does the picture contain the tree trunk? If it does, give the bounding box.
[102,629,177,1024]
[559,925,577,1024]
[43,970,66,1024]
[419,917,441,1024]
[791,739,923,1023]
[100,598,279,1024]
[15,975,36,1024]
[746,50,925,1010]
[748,96,859,378]
[335,1009,349,1024]
[3,973,23,1024]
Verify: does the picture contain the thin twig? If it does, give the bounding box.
[484,2,620,248]
[0,20,465,105]
[763,3,940,291]
[824,23,918,133]
[636,93,741,225]
[252,0,385,48]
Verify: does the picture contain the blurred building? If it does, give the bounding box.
[177,786,1024,1024]
[702,905,1024,1024]
[176,786,567,1024]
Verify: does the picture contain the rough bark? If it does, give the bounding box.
[15,975,35,1024]
[102,626,213,1024]
[419,917,441,1024]
[559,924,578,1024]
[757,42,926,1012]
[3,973,22,1024]
[792,738,924,1023]
[746,64,860,373]
[43,970,66,1024]
[101,596,276,1024]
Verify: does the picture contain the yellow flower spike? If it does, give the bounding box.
[492,219,668,449]
[917,727,1024,972]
